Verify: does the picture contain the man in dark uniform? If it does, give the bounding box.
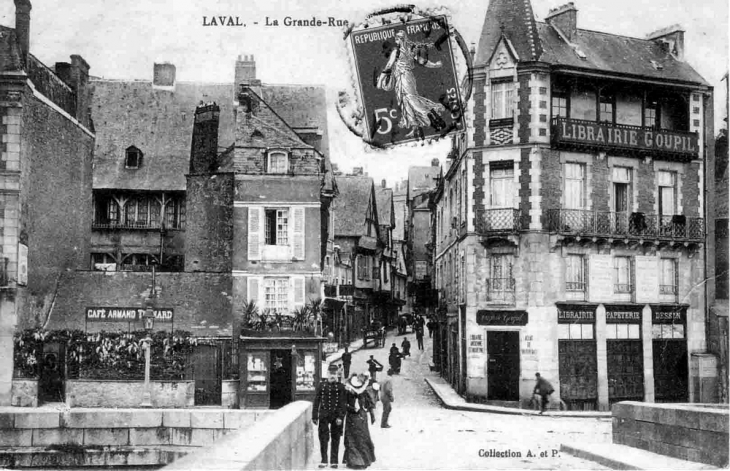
[341,347,352,379]
[313,363,347,468]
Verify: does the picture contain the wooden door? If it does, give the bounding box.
[559,340,598,410]
[653,340,688,402]
[487,331,520,401]
[607,340,644,406]
[193,345,221,406]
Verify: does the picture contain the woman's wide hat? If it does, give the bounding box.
[349,375,363,388]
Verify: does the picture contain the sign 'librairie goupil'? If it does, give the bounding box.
[86,307,174,322]
[350,16,465,147]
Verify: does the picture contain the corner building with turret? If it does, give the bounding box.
[433,0,717,410]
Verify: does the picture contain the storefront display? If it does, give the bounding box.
[296,351,316,391]
[246,353,268,392]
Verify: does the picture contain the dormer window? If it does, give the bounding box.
[125,146,143,169]
[266,151,288,174]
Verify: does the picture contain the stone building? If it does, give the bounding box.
[432,0,714,409]
[0,0,95,405]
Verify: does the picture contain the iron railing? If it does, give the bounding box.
[93,221,162,230]
[566,281,586,292]
[546,209,704,242]
[486,278,516,304]
[659,285,678,295]
[614,283,633,294]
[476,209,522,234]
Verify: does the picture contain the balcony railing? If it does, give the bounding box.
[614,283,633,294]
[547,209,704,242]
[552,117,699,160]
[486,278,516,304]
[339,284,355,297]
[660,285,678,295]
[476,209,522,234]
[93,221,162,230]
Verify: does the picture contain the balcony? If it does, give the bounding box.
[552,117,699,161]
[339,284,355,297]
[486,278,516,305]
[476,209,523,234]
[547,209,704,242]
[92,221,163,230]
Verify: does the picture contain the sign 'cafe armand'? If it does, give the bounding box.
[553,118,699,158]
[86,307,174,322]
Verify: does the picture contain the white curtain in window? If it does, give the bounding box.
[658,171,676,217]
[565,163,586,209]
[490,167,514,208]
[491,82,514,119]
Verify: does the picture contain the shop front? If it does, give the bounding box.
[477,309,527,402]
[651,304,689,402]
[605,304,644,407]
[557,303,598,411]
[239,333,324,409]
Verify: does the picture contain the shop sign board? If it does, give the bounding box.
[557,306,596,323]
[86,307,174,322]
[476,310,528,326]
[605,305,642,323]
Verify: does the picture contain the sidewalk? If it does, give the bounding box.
[560,442,719,470]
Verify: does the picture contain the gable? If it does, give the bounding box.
[489,38,518,79]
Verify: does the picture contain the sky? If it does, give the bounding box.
[0,0,726,187]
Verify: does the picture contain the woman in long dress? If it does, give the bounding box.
[343,375,376,469]
[377,30,445,138]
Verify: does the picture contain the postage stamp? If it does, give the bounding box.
[349,16,465,147]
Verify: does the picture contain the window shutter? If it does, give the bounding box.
[247,277,261,304]
[291,276,305,310]
[248,207,263,261]
[292,207,305,260]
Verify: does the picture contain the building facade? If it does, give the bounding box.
[0,0,95,405]
[433,0,714,409]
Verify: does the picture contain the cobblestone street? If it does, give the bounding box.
[314,330,611,470]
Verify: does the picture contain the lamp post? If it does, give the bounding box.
[140,303,155,408]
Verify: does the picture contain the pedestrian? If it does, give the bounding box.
[366,355,383,380]
[313,363,347,468]
[389,343,399,357]
[388,350,402,374]
[401,338,411,357]
[534,372,555,415]
[380,369,395,428]
[416,327,424,351]
[343,374,376,469]
[363,375,380,424]
[426,319,434,338]
[342,347,352,379]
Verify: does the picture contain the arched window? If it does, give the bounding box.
[125,146,143,169]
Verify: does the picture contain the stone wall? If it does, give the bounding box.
[163,401,313,471]
[222,380,239,409]
[10,380,37,407]
[66,380,194,408]
[613,401,729,467]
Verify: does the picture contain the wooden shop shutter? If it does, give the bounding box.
[292,207,305,260]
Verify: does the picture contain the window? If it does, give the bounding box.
[564,163,586,209]
[489,164,514,208]
[606,323,641,339]
[267,152,288,174]
[612,167,632,213]
[124,197,161,227]
[264,278,289,312]
[558,323,594,340]
[652,323,685,339]
[125,146,143,169]
[599,94,614,122]
[658,171,677,219]
[357,255,370,280]
[491,81,514,120]
[91,253,116,271]
[107,199,119,224]
[614,256,633,293]
[265,208,289,245]
[566,255,586,292]
[489,254,514,295]
[121,253,157,271]
[660,258,678,295]
[552,93,568,118]
[164,198,186,229]
[644,101,659,128]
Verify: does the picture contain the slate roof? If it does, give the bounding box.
[536,23,709,85]
[90,80,330,191]
[375,188,393,227]
[333,176,375,237]
[475,0,542,66]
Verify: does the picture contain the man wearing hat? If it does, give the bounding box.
[313,363,347,468]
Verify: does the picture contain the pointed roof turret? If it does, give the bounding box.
[475,0,542,66]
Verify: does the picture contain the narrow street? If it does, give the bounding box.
[315,329,612,470]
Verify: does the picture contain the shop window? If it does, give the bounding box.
[564,163,586,209]
[652,323,685,339]
[246,353,268,392]
[265,208,289,245]
[267,151,288,174]
[606,323,641,339]
[295,351,316,391]
[125,146,143,169]
[660,258,678,295]
[558,323,594,340]
[264,278,289,313]
[491,81,514,120]
[614,256,633,294]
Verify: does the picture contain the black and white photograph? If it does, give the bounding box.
[0,0,727,469]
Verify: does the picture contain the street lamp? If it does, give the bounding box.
[140,304,155,408]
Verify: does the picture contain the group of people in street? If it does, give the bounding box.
[314,362,396,469]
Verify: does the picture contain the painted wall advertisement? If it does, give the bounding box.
[467,331,485,377]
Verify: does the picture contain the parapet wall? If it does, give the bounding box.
[612,401,729,468]
[163,401,314,471]
[0,408,270,468]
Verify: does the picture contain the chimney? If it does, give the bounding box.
[70,55,91,127]
[545,2,578,42]
[14,0,31,65]
[55,62,72,85]
[235,54,258,99]
[431,158,439,167]
[190,102,220,174]
[153,62,176,89]
[647,25,685,61]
